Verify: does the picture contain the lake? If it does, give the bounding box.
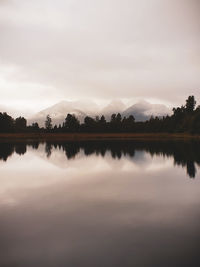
[0,140,200,267]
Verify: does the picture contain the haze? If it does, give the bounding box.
[0,0,200,116]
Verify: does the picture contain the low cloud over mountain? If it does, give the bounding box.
[28,100,171,126]
[122,100,171,121]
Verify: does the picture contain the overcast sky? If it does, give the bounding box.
[0,0,199,113]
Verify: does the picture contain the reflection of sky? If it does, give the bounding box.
[0,149,200,266]
[0,147,198,207]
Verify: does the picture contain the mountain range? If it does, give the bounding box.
[28,100,171,126]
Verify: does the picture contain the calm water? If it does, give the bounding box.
[0,140,200,267]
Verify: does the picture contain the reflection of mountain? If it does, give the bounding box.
[28,100,171,126]
[0,141,200,178]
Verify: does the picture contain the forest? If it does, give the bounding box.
[0,96,200,134]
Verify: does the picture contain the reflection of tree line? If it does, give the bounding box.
[0,141,200,178]
[0,142,37,161]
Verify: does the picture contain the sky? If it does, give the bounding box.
[0,0,200,114]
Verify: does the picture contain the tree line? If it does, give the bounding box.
[0,96,200,133]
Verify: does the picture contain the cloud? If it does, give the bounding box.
[0,0,200,112]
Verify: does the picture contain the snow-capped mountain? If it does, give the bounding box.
[122,100,171,121]
[101,100,126,120]
[28,99,171,126]
[28,100,100,126]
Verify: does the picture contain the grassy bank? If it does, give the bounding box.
[0,133,200,142]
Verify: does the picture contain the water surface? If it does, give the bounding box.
[0,141,200,267]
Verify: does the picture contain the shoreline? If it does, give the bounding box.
[0,133,200,142]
